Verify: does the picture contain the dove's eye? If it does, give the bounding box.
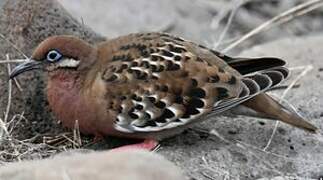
[46,50,62,62]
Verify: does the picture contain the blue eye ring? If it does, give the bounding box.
[46,50,62,62]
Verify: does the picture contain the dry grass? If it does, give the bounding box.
[222,0,323,53]
[0,53,91,164]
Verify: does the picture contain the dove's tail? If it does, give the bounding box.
[243,93,317,133]
[225,56,317,132]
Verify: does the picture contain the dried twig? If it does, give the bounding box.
[0,117,9,139]
[269,84,300,91]
[0,59,27,64]
[0,33,28,59]
[73,120,82,147]
[263,65,314,151]
[13,78,23,92]
[0,57,25,92]
[0,55,22,159]
[8,112,26,134]
[62,134,81,148]
[223,0,323,53]
[4,54,12,123]
[213,0,243,49]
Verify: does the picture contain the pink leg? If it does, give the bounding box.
[109,139,159,152]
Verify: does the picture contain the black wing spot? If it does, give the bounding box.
[128,110,139,119]
[166,60,180,71]
[131,94,142,101]
[140,61,150,68]
[164,108,175,119]
[127,69,133,73]
[151,55,159,61]
[150,64,158,72]
[131,61,138,67]
[151,65,165,72]
[174,55,182,61]
[189,88,206,98]
[149,49,155,53]
[168,44,187,53]
[209,75,220,83]
[190,98,204,108]
[135,120,157,127]
[182,102,200,119]
[154,116,167,123]
[142,37,153,41]
[216,87,229,100]
[138,72,148,80]
[145,120,158,127]
[228,76,237,84]
[143,50,150,56]
[155,101,166,108]
[152,76,159,80]
[110,66,117,72]
[191,79,198,87]
[160,85,168,92]
[105,74,117,82]
[174,95,184,104]
[120,96,127,100]
[148,97,157,103]
[120,44,131,50]
[132,69,141,77]
[155,65,165,72]
[134,104,144,110]
[184,56,191,61]
[111,54,133,62]
[144,112,152,119]
[120,43,147,52]
[116,64,128,73]
[196,57,204,62]
[161,50,174,57]
[167,63,180,71]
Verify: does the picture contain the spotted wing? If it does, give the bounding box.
[101,33,288,133]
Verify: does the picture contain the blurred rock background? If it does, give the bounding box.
[1,0,323,180]
[59,0,323,53]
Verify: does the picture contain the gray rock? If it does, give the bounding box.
[1,1,323,179]
[58,0,229,45]
[0,150,185,180]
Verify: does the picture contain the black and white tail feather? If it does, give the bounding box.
[211,66,289,115]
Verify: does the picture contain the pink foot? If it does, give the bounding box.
[110,139,159,152]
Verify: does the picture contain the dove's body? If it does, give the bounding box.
[11,32,317,141]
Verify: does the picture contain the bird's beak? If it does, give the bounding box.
[9,59,42,79]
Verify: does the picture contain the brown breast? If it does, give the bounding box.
[46,70,113,136]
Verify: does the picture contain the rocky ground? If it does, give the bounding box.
[1,0,323,180]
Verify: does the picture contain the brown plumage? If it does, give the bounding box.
[10,32,317,141]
